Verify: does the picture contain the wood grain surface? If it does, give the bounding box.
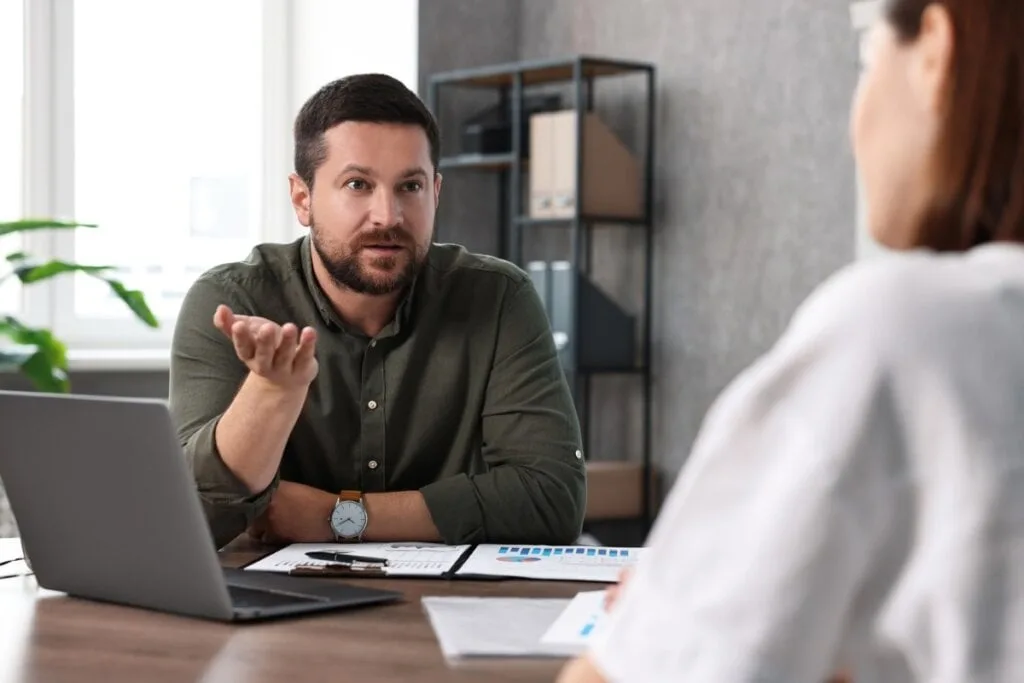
[0,538,598,682]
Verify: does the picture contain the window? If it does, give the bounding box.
[60,0,264,345]
[4,0,420,362]
[0,0,23,316]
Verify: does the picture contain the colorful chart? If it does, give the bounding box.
[496,555,542,563]
[496,545,631,558]
[457,544,643,582]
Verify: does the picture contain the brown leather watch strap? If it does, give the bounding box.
[339,489,361,502]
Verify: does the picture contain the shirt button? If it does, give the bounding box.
[368,460,379,470]
[367,400,378,410]
[575,449,583,460]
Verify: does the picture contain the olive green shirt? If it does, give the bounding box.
[169,236,586,549]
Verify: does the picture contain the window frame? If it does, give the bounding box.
[10,0,419,368]
[14,0,299,360]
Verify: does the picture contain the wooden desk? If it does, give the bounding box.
[0,539,598,682]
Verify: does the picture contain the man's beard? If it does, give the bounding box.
[310,220,426,296]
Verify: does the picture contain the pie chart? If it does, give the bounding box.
[496,556,542,563]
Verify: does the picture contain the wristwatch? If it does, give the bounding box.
[329,490,368,542]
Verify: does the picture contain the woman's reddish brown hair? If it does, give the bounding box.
[885,0,1024,250]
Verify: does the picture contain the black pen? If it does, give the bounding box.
[305,550,388,565]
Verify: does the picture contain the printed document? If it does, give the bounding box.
[455,544,643,582]
[540,590,609,647]
[244,542,471,577]
[422,596,582,659]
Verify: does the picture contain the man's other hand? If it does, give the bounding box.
[248,481,335,544]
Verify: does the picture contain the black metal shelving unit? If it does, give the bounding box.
[427,55,656,536]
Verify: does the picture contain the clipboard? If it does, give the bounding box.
[287,562,389,578]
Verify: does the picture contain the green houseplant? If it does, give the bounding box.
[0,219,159,392]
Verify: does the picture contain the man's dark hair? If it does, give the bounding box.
[293,73,441,188]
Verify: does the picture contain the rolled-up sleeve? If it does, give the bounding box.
[420,279,587,545]
[168,274,277,548]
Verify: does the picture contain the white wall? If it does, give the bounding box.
[291,0,419,112]
[265,0,420,239]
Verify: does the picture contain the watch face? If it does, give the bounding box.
[330,500,367,538]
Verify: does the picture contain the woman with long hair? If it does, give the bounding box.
[558,0,1024,680]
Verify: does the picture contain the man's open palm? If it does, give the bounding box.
[213,305,319,390]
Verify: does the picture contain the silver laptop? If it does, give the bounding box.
[0,389,401,621]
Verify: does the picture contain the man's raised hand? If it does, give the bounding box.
[213,304,319,390]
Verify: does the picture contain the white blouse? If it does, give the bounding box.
[589,243,1024,683]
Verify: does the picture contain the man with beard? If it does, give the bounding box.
[169,74,586,550]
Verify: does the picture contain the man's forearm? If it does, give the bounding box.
[362,491,442,542]
[214,372,308,494]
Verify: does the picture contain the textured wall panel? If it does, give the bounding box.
[515,0,862,496]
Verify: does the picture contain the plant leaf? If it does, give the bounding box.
[15,260,116,284]
[8,260,159,328]
[5,251,29,262]
[18,350,70,393]
[0,316,70,393]
[0,219,98,237]
[101,277,159,327]
[0,316,68,369]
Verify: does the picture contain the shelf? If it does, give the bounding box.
[584,461,646,521]
[438,153,517,171]
[430,55,654,89]
[429,54,656,534]
[517,214,650,227]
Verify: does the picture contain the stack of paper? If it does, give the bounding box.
[421,590,610,660]
[539,590,609,647]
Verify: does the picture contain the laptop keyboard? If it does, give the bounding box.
[227,584,322,609]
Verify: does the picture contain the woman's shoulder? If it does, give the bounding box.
[787,244,1024,356]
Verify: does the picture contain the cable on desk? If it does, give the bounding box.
[0,556,32,580]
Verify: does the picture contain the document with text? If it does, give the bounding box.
[454,544,644,582]
[422,596,580,659]
[243,542,472,578]
[540,590,609,648]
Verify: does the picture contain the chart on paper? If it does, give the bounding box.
[244,542,472,577]
[455,544,644,582]
[540,590,609,647]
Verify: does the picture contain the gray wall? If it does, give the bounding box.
[419,0,521,256]
[419,0,860,500]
